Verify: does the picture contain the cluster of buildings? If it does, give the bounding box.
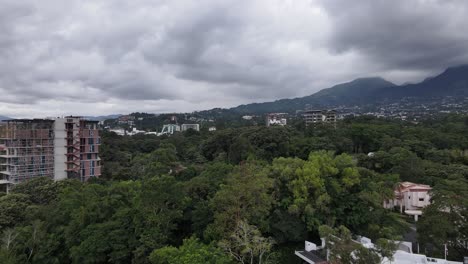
[262,110,338,128]
[117,115,136,126]
[0,117,101,192]
[295,236,463,264]
[157,123,200,136]
[332,96,468,121]
[108,123,203,137]
[294,181,447,263]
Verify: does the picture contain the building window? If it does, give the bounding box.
[87,153,92,160]
[419,198,424,201]
[90,130,94,137]
[88,138,94,145]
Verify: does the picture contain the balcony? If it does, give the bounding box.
[0,154,17,158]
[0,179,10,185]
[0,170,11,175]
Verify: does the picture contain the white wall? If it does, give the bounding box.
[53,118,67,181]
[403,191,430,210]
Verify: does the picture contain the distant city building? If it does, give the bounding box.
[0,117,101,192]
[303,110,337,127]
[127,127,145,136]
[242,115,253,120]
[158,124,180,136]
[266,113,287,127]
[109,128,126,136]
[383,182,432,221]
[295,236,463,264]
[181,124,200,132]
[208,126,217,132]
[118,115,135,126]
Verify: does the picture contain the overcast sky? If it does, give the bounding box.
[1,0,468,118]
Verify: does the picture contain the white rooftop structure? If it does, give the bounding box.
[158,124,180,136]
[295,237,463,264]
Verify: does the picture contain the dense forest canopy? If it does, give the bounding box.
[1,114,467,263]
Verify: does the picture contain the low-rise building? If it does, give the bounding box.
[266,113,287,127]
[383,182,432,221]
[158,124,180,136]
[303,110,337,127]
[181,124,200,132]
[117,115,135,126]
[295,237,463,264]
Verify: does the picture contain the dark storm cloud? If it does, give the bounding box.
[1,0,468,117]
[319,0,468,71]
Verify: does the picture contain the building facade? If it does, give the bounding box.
[0,117,101,192]
[266,113,287,127]
[383,181,432,221]
[181,124,200,131]
[303,110,337,127]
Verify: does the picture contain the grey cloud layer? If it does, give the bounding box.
[0,0,468,116]
[321,0,468,71]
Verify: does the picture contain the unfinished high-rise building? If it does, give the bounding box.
[302,110,337,127]
[0,117,101,192]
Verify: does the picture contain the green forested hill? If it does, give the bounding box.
[230,65,468,114]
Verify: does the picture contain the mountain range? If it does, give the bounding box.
[230,64,468,114]
[0,116,11,121]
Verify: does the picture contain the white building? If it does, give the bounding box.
[127,127,145,136]
[295,237,463,264]
[266,113,287,127]
[208,127,217,132]
[242,115,253,120]
[109,128,126,136]
[158,124,180,136]
[384,182,432,221]
[181,124,200,132]
[303,110,337,127]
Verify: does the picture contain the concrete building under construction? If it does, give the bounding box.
[0,117,101,192]
[303,110,337,127]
